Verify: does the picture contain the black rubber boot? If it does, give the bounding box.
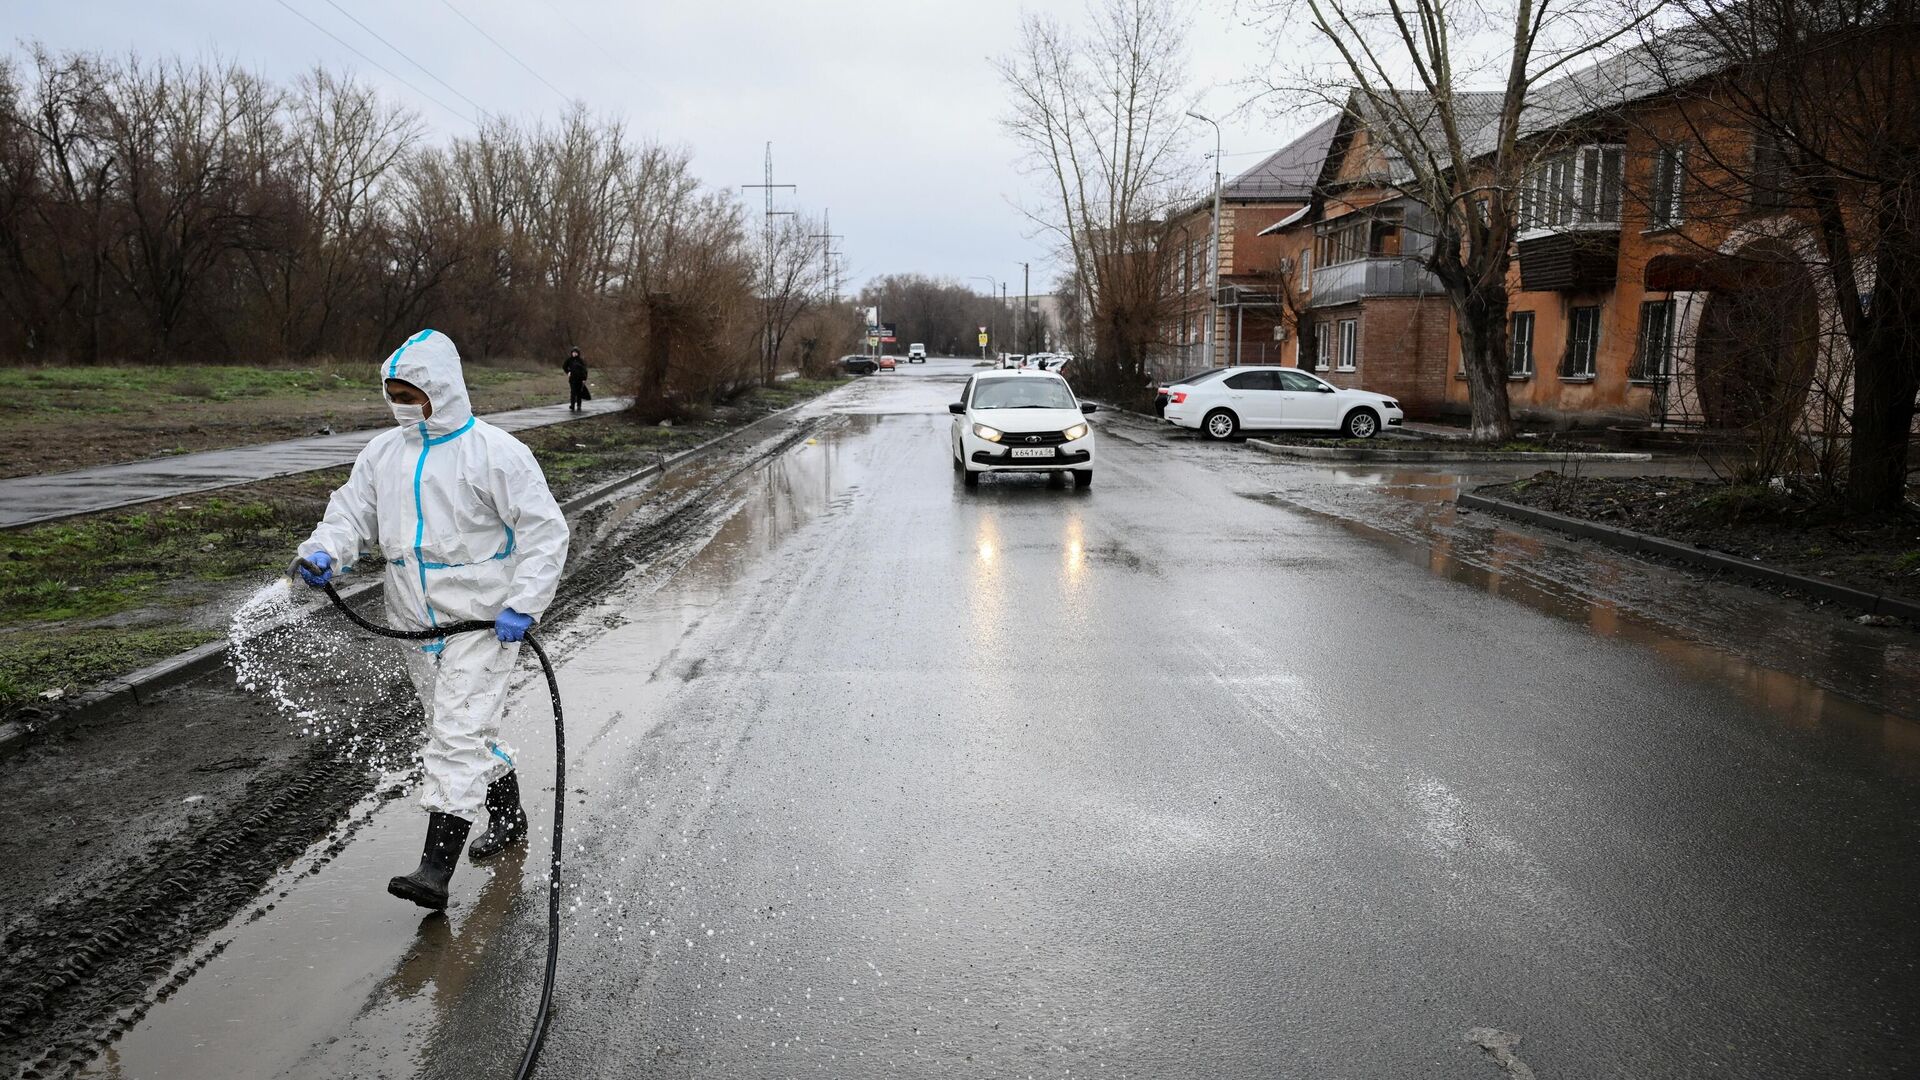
[387,811,472,910]
[468,771,529,861]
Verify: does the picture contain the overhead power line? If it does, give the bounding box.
[438,0,573,107]
[533,0,669,103]
[319,0,489,122]
[273,0,476,127]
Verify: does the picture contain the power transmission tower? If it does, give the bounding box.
[741,141,796,381]
[810,208,844,305]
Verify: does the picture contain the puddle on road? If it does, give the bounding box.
[79,416,876,1080]
[1243,484,1920,776]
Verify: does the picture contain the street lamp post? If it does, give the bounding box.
[1187,110,1222,371]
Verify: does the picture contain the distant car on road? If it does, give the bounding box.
[949,369,1098,489]
[908,343,927,363]
[878,355,898,372]
[1162,365,1403,440]
[843,355,879,376]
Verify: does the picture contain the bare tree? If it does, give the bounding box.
[856,273,1004,356]
[0,41,781,427]
[1254,0,1658,439]
[246,66,417,356]
[761,213,828,384]
[998,0,1196,396]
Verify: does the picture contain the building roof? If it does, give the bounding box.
[1348,88,1509,183]
[1221,113,1341,201]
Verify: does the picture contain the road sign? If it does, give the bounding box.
[866,336,879,347]
[977,333,989,347]
[978,325,987,333]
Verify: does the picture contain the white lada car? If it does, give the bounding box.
[950,369,1097,489]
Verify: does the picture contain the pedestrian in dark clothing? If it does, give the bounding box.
[563,347,591,411]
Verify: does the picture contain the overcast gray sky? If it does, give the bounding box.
[7,0,1325,296]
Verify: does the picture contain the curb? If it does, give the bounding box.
[1247,439,1651,463]
[1455,490,1920,621]
[0,389,838,761]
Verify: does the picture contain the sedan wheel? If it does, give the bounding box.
[1203,409,1239,440]
[1343,408,1380,439]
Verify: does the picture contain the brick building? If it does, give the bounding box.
[1164,116,1337,380]
[1196,30,1902,430]
[1443,43,1873,432]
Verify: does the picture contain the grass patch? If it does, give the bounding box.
[0,626,222,712]
[0,472,345,627]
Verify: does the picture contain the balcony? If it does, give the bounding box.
[1517,228,1620,293]
[1308,257,1443,308]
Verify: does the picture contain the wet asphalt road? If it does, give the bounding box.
[83,359,1920,1079]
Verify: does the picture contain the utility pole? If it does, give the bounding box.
[741,141,795,381]
[1020,261,1030,353]
[810,208,843,305]
[1000,281,1008,349]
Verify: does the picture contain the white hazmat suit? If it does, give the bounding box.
[298,330,570,819]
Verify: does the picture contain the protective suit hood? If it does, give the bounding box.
[382,329,473,437]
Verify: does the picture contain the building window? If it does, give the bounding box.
[1751,132,1791,208]
[1521,144,1623,230]
[1297,248,1311,291]
[1510,312,1535,377]
[1337,318,1357,371]
[1561,306,1600,378]
[1631,299,1675,381]
[1315,209,1403,267]
[1314,322,1335,371]
[1651,147,1685,228]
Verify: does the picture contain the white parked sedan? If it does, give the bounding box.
[950,369,1097,488]
[1161,365,1404,440]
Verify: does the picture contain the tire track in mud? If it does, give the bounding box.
[0,416,822,1079]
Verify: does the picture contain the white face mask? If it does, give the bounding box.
[389,401,427,426]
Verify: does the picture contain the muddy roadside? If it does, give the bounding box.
[0,384,850,1077]
[1477,471,1920,610]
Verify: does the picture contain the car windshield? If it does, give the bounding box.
[972,378,1077,410]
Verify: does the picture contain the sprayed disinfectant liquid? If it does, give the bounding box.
[228,577,414,771]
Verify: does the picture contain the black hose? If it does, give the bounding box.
[298,566,562,1080]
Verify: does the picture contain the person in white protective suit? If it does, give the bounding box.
[292,329,570,910]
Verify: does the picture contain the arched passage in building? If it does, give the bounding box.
[1690,239,1820,430]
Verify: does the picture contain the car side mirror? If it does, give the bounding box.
[1080,403,1098,414]
[1318,384,1335,393]
[948,402,966,414]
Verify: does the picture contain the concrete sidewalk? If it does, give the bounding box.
[0,396,633,529]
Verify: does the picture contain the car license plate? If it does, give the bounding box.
[1010,447,1056,459]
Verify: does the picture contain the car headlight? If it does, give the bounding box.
[972,423,1004,443]
[1383,400,1400,410]
[1062,422,1089,441]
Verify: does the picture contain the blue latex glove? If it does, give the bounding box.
[495,607,534,643]
[293,551,334,588]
